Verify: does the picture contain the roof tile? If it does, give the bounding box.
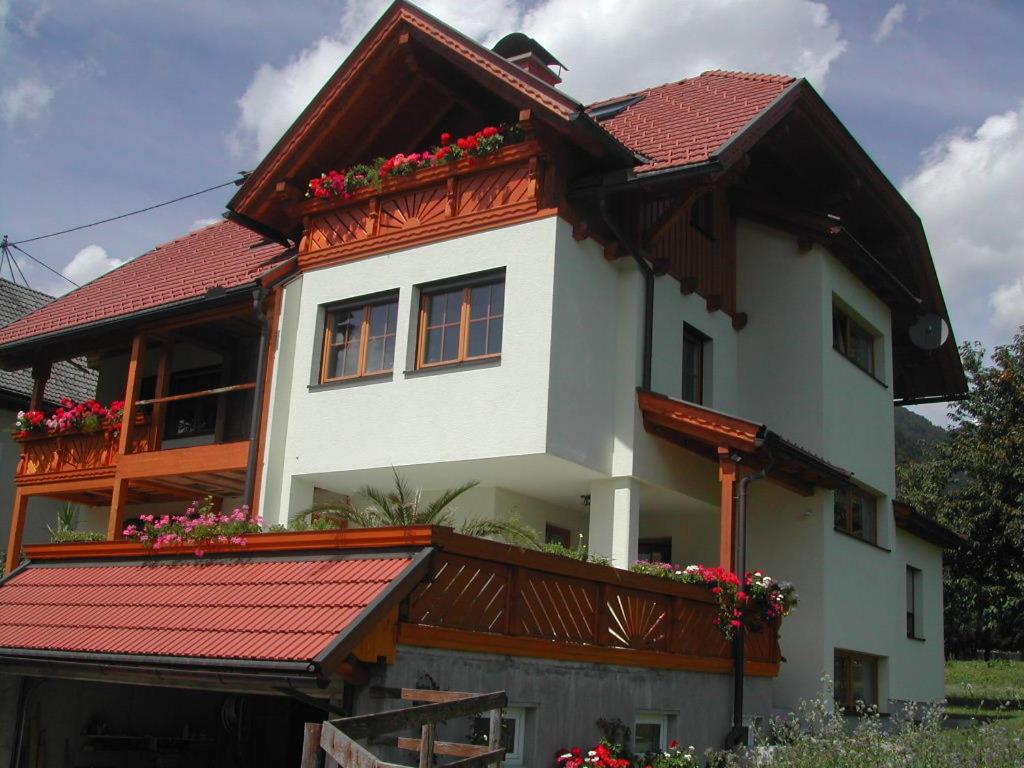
[592,70,795,173]
[0,555,411,663]
[0,221,289,348]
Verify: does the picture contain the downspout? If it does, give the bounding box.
[597,187,654,391]
[728,458,770,747]
[241,284,270,512]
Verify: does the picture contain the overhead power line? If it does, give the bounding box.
[7,175,247,247]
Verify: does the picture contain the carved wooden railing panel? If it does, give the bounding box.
[297,142,551,271]
[601,585,670,652]
[15,433,117,482]
[516,569,597,643]
[407,554,511,633]
[406,550,782,672]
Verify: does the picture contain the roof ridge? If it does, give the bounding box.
[699,69,795,84]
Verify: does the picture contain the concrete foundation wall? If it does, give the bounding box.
[364,645,773,759]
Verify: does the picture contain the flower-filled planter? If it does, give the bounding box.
[123,497,262,557]
[306,125,521,201]
[630,561,797,639]
[12,398,125,441]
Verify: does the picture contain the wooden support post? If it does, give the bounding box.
[105,479,130,540]
[5,488,28,573]
[300,723,324,768]
[150,339,174,452]
[718,446,737,572]
[29,362,51,411]
[118,334,146,456]
[418,724,435,768]
[488,708,503,768]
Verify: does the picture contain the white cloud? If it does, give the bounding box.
[902,103,1024,340]
[872,3,906,44]
[229,0,846,161]
[58,245,125,294]
[1,76,53,126]
[990,278,1024,333]
[189,217,221,231]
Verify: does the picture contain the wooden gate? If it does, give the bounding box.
[301,689,508,768]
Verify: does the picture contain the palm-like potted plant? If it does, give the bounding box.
[291,468,538,546]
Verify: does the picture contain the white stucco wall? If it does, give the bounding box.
[262,217,563,525]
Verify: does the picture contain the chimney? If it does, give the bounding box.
[492,32,566,87]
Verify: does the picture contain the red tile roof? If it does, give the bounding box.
[0,220,289,348]
[0,72,794,351]
[593,70,796,174]
[0,555,411,664]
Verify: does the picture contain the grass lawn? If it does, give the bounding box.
[945,659,1024,732]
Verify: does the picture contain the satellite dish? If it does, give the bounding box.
[909,313,950,350]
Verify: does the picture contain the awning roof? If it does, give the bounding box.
[0,544,432,687]
[637,388,851,495]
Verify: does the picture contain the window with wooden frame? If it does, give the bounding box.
[321,294,399,382]
[833,649,879,709]
[471,706,526,766]
[834,487,879,544]
[417,273,504,368]
[906,566,924,639]
[682,324,707,404]
[832,303,877,376]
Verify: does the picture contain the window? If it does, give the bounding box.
[638,538,672,564]
[418,274,504,368]
[833,304,876,376]
[471,707,525,765]
[321,295,398,382]
[690,191,714,238]
[834,487,878,544]
[682,324,707,404]
[164,368,220,438]
[634,713,668,756]
[906,566,923,639]
[834,650,878,709]
[545,524,571,548]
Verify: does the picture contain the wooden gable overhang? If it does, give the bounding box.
[637,388,852,496]
[570,80,966,405]
[228,0,636,244]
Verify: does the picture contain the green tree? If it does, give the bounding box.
[292,468,538,546]
[898,331,1024,656]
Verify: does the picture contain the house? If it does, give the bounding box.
[0,279,98,552]
[0,3,965,765]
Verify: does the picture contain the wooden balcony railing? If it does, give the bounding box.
[399,535,782,676]
[293,138,554,272]
[15,432,117,484]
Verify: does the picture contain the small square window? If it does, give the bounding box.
[320,294,398,382]
[832,304,877,377]
[834,487,878,545]
[634,713,668,756]
[418,273,504,368]
[545,524,571,547]
[834,650,879,710]
[638,538,672,564]
[471,707,526,765]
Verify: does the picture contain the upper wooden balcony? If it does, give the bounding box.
[291,137,554,272]
[7,305,274,571]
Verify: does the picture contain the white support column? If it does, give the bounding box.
[587,477,640,569]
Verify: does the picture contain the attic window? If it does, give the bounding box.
[588,95,645,121]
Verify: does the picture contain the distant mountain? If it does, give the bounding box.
[894,407,948,465]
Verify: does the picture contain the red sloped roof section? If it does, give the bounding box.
[0,556,411,663]
[594,70,795,173]
[0,221,289,347]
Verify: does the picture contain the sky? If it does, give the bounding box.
[0,0,1022,424]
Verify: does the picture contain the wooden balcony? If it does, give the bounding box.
[18,526,783,677]
[293,138,555,272]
